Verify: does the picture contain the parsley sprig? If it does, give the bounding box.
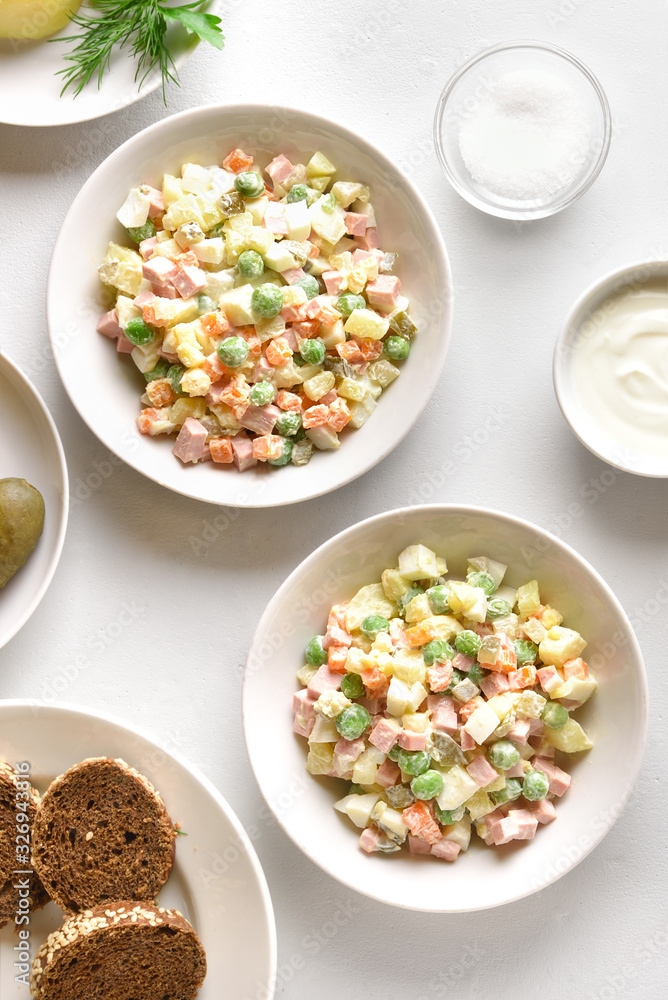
[54,1,224,100]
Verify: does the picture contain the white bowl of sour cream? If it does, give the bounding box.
[554,260,668,477]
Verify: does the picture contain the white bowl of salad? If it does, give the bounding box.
[243,505,647,911]
[47,104,452,507]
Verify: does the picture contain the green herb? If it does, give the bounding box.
[175,828,188,836]
[54,1,224,100]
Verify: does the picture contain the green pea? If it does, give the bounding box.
[522,770,549,801]
[275,412,302,437]
[514,639,539,666]
[445,669,463,694]
[305,636,327,667]
[268,438,293,467]
[467,663,487,686]
[491,778,523,805]
[466,571,496,596]
[360,615,390,640]
[541,701,569,729]
[426,584,450,614]
[294,275,319,300]
[299,337,326,365]
[488,740,520,771]
[234,171,265,198]
[287,184,309,203]
[238,249,265,280]
[396,749,430,777]
[487,599,512,621]
[166,364,186,394]
[125,317,155,347]
[143,359,170,383]
[126,220,156,244]
[336,293,366,317]
[197,293,215,315]
[340,673,365,699]
[251,283,284,319]
[383,335,410,361]
[335,704,371,740]
[217,336,249,367]
[249,381,276,406]
[387,745,402,762]
[411,770,444,800]
[454,630,481,657]
[434,803,464,825]
[423,639,455,666]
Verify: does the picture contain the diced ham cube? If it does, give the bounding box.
[116,334,134,354]
[282,267,307,284]
[252,358,276,383]
[460,728,476,752]
[333,736,365,770]
[351,248,383,265]
[293,713,314,738]
[480,672,511,699]
[505,808,538,841]
[239,403,280,435]
[172,265,207,299]
[139,236,158,260]
[231,435,257,471]
[322,270,347,295]
[426,660,453,692]
[354,227,380,250]
[368,717,401,754]
[506,719,531,745]
[263,202,288,235]
[133,289,156,309]
[307,664,342,700]
[528,718,544,736]
[537,665,563,694]
[431,838,461,861]
[491,814,521,845]
[322,625,352,649]
[292,688,316,717]
[466,755,499,787]
[206,378,233,406]
[143,256,178,287]
[344,212,368,236]
[504,760,526,779]
[358,696,385,715]
[397,730,427,752]
[282,328,299,352]
[407,835,432,855]
[144,185,164,219]
[265,153,294,187]
[96,309,122,339]
[527,797,558,825]
[172,417,208,464]
[376,759,402,789]
[428,695,457,734]
[365,275,402,309]
[452,653,474,673]
[532,757,571,797]
[358,826,383,854]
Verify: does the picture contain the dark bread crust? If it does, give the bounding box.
[32,758,176,913]
[30,901,207,999]
[0,759,50,926]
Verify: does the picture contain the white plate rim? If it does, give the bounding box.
[0,351,69,650]
[46,101,453,508]
[242,501,649,912]
[0,698,278,996]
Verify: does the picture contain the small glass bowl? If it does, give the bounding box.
[434,41,612,220]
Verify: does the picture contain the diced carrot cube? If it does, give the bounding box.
[404,620,440,648]
[146,378,176,407]
[200,311,230,337]
[563,657,589,680]
[319,304,342,326]
[219,374,250,413]
[302,404,329,428]
[327,604,348,630]
[202,352,230,381]
[276,390,302,412]
[236,326,262,356]
[291,319,320,339]
[327,647,348,673]
[252,434,284,461]
[174,250,199,268]
[508,665,537,691]
[402,801,441,845]
[487,634,518,674]
[327,397,351,432]
[265,336,293,366]
[426,661,453,693]
[209,437,234,464]
[361,667,389,698]
[223,148,253,173]
[142,305,157,326]
[336,341,363,362]
[281,303,309,323]
[459,699,479,722]
[354,337,383,361]
[136,408,160,434]
[305,241,320,258]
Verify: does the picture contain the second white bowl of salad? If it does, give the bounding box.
[47,103,452,507]
[243,505,646,911]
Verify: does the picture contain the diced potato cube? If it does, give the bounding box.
[486,693,518,721]
[539,626,587,667]
[517,579,541,617]
[331,181,369,207]
[353,749,381,785]
[541,606,564,629]
[551,675,598,706]
[296,663,317,686]
[303,371,336,401]
[337,377,367,401]
[367,359,400,388]
[131,342,160,374]
[398,544,439,581]
[162,194,207,232]
[98,243,143,296]
[521,617,547,644]
[404,593,431,622]
[305,425,340,450]
[494,585,518,606]
[306,151,337,177]
[478,635,501,665]
[306,743,334,775]
[321,319,346,350]
[372,801,408,842]
[335,793,379,828]
[515,691,547,719]
[219,284,256,326]
[462,702,499,744]
[544,717,593,753]
[464,789,496,821]
[437,765,480,811]
[348,394,378,428]
[344,308,389,341]
[344,583,397,632]
[162,173,184,208]
[402,711,429,733]
[447,581,486,619]
[387,676,410,717]
[170,397,206,425]
[381,570,412,602]
[309,715,339,743]
[244,196,269,225]
[263,242,297,272]
[407,682,428,712]
[391,649,426,685]
[443,816,471,851]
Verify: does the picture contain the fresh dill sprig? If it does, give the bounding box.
[53,0,224,101]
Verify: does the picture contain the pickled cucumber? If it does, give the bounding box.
[0,478,45,588]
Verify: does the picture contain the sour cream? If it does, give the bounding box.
[571,279,668,459]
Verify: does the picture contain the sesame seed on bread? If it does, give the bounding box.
[0,759,50,927]
[32,757,176,914]
[30,901,207,999]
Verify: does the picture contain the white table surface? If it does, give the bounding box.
[1,1,667,997]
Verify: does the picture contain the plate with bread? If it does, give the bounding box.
[0,701,277,999]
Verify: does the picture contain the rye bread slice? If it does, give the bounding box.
[32,757,176,913]
[0,759,50,927]
[30,901,207,999]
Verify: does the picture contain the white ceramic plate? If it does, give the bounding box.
[48,103,452,507]
[243,504,647,912]
[554,259,668,477]
[0,353,68,651]
[0,1,216,127]
[0,701,277,998]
